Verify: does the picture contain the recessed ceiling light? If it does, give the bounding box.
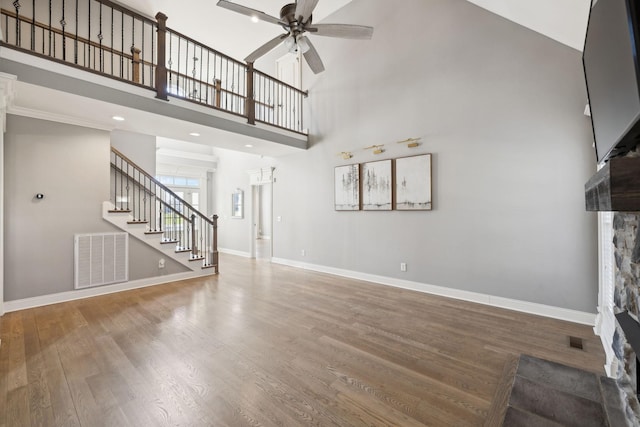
[245,144,254,148]
[251,15,259,23]
[112,116,125,121]
[190,132,200,137]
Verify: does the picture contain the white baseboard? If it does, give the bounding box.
[3,270,211,313]
[218,248,251,258]
[271,258,597,326]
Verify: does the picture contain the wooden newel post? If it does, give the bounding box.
[190,214,197,257]
[131,47,141,84]
[212,215,219,274]
[246,62,255,125]
[155,12,168,101]
[214,79,222,108]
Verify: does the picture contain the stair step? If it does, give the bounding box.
[108,209,131,213]
[128,220,149,225]
[144,231,164,235]
[202,264,218,270]
[175,248,191,253]
[189,256,205,262]
[160,239,179,245]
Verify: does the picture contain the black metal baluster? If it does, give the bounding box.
[48,0,53,55]
[13,0,21,47]
[110,7,114,75]
[177,36,181,94]
[199,45,204,102]
[61,0,66,60]
[142,176,147,222]
[206,50,210,105]
[98,2,103,72]
[73,0,78,63]
[151,22,155,87]
[31,0,35,51]
[185,39,190,96]
[120,11,124,79]
[86,0,90,68]
[125,159,130,211]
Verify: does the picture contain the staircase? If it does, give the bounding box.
[104,147,218,273]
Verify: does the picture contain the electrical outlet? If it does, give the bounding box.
[301,249,306,256]
[159,258,165,269]
[400,262,407,272]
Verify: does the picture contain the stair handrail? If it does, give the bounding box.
[110,146,219,272]
[111,147,213,226]
[110,162,190,222]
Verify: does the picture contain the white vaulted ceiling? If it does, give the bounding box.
[465,0,592,51]
[115,0,593,56]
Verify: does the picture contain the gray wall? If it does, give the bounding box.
[4,115,187,301]
[4,115,113,300]
[262,0,597,312]
[111,130,157,175]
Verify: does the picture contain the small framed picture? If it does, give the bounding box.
[334,164,360,211]
[362,159,392,211]
[394,154,432,210]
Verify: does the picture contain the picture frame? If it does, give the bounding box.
[394,154,432,210]
[362,159,392,211]
[334,164,360,211]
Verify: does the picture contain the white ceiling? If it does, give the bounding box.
[466,0,592,51]
[115,0,593,56]
[116,0,352,61]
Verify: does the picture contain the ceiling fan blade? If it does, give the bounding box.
[295,0,320,24]
[245,34,289,63]
[216,0,282,25]
[307,24,374,39]
[302,37,325,74]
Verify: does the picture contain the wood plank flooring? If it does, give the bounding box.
[0,254,605,426]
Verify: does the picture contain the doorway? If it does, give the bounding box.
[251,182,273,260]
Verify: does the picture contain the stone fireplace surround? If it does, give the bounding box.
[611,211,640,425]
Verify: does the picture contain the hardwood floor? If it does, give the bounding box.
[0,254,605,426]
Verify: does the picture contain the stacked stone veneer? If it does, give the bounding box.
[613,211,640,425]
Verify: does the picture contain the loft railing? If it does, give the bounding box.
[110,147,219,272]
[0,0,307,134]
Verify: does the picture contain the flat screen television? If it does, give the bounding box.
[583,0,640,163]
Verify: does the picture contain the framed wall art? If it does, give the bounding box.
[394,154,432,210]
[362,159,392,211]
[334,164,360,211]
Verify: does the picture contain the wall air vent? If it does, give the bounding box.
[74,232,128,289]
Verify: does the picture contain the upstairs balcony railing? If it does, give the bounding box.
[0,0,307,134]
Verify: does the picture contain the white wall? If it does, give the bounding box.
[212,148,275,254]
[260,0,597,312]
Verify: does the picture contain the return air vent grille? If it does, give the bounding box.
[74,232,128,289]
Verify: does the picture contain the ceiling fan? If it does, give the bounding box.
[216,0,373,74]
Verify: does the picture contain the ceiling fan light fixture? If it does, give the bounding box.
[284,36,297,53]
[298,36,311,53]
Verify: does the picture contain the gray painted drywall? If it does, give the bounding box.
[111,130,157,175]
[4,115,187,301]
[4,115,114,300]
[264,0,597,312]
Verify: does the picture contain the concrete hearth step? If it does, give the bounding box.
[497,355,631,427]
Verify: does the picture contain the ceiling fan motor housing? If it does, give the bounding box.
[280,3,311,33]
